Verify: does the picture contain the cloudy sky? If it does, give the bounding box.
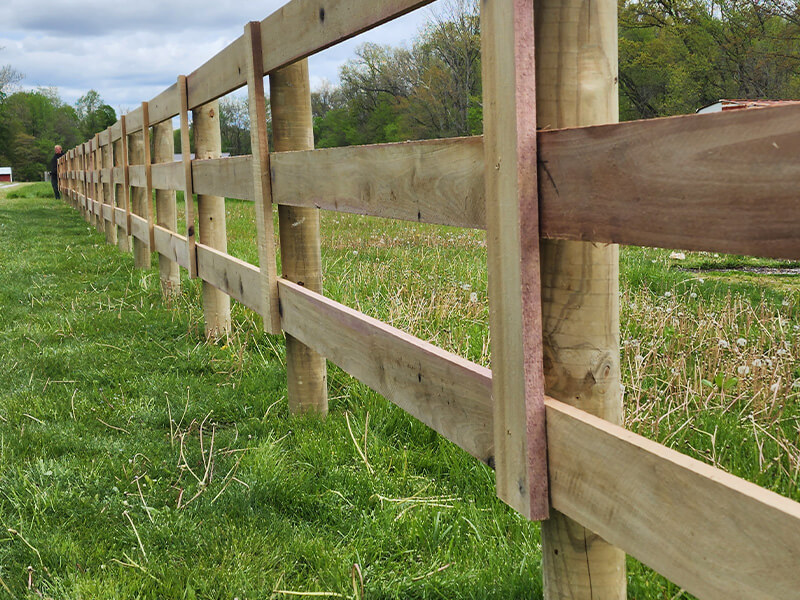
[0,0,438,112]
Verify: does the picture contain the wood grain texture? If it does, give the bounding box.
[153,225,189,270]
[278,279,493,461]
[194,99,231,340]
[187,35,247,110]
[130,213,149,243]
[538,103,800,260]
[124,106,143,134]
[178,75,197,277]
[244,21,281,335]
[148,83,180,125]
[259,0,434,75]
[270,137,484,228]
[196,244,263,312]
[192,155,253,201]
[534,0,626,595]
[481,0,548,521]
[270,59,329,415]
[546,398,800,600]
[141,102,155,250]
[128,124,148,268]
[153,119,181,297]
[128,165,146,189]
[151,162,183,191]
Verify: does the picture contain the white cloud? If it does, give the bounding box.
[0,0,436,110]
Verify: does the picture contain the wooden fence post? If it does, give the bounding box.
[153,120,181,298]
[103,132,117,246]
[115,118,131,253]
[193,100,231,340]
[535,0,627,597]
[270,61,329,416]
[481,0,549,522]
[128,125,149,269]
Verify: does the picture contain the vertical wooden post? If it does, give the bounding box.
[153,119,181,298]
[243,21,281,334]
[80,143,89,223]
[535,0,626,596]
[142,103,155,256]
[178,76,198,279]
[115,118,131,253]
[94,134,103,233]
[129,124,149,268]
[481,0,549,521]
[103,132,117,245]
[193,100,231,340]
[270,60,329,416]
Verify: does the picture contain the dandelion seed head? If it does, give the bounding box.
[736,337,747,347]
[718,339,730,349]
[737,365,750,376]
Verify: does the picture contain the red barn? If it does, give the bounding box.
[0,167,11,183]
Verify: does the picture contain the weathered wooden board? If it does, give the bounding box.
[192,156,253,201]
[178,75,197,277]
[481,0,547,521]
[537,103,800,260]
[259,0,434,74]
[153,225,190,270]
[270,137,484,228]
[187,35,248,109]
[125,106,144,134]
[278,279,494,462]
[151,162,183,191]
[130,213,149,243]
[148,83,180,126]
[196,243,263,312]
[546,398,800,600]
[245,20,282,335]
[128,165,146,188]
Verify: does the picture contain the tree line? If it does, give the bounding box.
[3,0,800,177]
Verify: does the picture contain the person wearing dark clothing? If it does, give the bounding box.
[50,145,64,199]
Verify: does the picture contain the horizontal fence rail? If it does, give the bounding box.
[53,0,800,598]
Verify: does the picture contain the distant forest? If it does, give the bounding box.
[4,0,800,178]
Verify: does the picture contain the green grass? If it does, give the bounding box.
[0,183,798,599]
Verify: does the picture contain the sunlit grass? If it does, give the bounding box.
[1,184,798,599]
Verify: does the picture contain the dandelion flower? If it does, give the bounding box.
[737,365,750,376]
[690,292,698,299]
[469,292,478,303]
[718,340,730,349]
[736,338,747,347]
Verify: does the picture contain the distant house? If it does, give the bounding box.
[697,99,800,114]
[0,167,12,183]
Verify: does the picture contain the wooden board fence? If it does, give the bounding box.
[53,0,800,598]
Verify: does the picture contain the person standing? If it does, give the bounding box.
[49,144,65,199]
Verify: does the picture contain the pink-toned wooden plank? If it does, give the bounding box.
[481,0,547,520]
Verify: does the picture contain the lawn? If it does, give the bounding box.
[0,183,797,599]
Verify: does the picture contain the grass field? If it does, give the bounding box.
[0,182,798,599]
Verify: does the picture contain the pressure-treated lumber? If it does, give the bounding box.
[481,0,548,521]
[153,119,181,297]
[546,398,800,600]
[259,0,434,76]
[194,99,231,339]
[141,102,155,251]
[244,20,281,335]
[151,162,183,191]
[535,0,626,595]
[147,83,180,126]
[537,103,800,259]
[113,119,130,253]
[196,244,263,313]
[184,1,436,111]
[279,279,493,460]
[270,60,328,415]
[102,135,116,245]
[128,124,149,268]
[270,137,484,228]
[178,76,197,278]
[153,226,190,271]
[192,155,253,201]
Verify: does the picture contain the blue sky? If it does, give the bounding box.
[0,0,437,113]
